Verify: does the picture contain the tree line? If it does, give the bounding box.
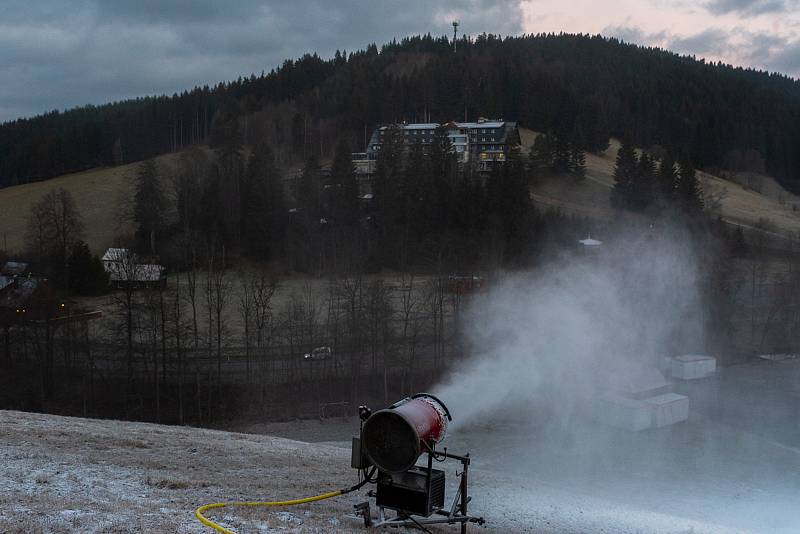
[611,140,704,215]
[1,262,473,423]
[2,33,799,190]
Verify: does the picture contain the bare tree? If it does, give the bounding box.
[365,280,393,402]
[335,273,365,407]
[324,280,343,379]
[186,266,200,349]
[26,188,84,285]
[251,274,277,406]
[365,280,390,373]
[282,295,302,394]
[171,151,208,352]
[397,273,421,395]
[107,245,145,413]
[133,160,167,254]
[425,276,447,369]
[205,245,229,408]
[238,274,254,381]
[141,288,162,421]
[172,276,186,424]
[300,284,321,399]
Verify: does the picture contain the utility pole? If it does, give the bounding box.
[452,21,459,53]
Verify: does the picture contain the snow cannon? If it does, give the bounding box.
[351,394,484,530]
[360,394,451,474]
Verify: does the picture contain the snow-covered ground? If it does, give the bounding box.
[2,359,800,533]
[235,359,800,534]
[0,411,362,533]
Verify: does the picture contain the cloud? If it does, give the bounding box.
[603,22,800,75]
[669,28,732,56]
[603,25,666,46]
[704,0,794,15]
[767,40,800,73]
[0,1,524,122]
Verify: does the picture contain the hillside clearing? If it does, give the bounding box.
[0,153,182,256]
[520,130,800,240]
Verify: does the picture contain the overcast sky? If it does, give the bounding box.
[2,0,799,123]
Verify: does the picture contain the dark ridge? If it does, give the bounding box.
[1,33,799,188]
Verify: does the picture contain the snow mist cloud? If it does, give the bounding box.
[434,224,704,429]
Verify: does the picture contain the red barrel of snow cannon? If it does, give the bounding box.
[361,393,452,474]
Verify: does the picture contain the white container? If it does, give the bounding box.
[671,355,716,380]
[596,394,652,431]
[644,393,689,427]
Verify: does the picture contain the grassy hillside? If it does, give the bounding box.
[2,134,799,257]
[520,129,800,241]
[0,152,181,255]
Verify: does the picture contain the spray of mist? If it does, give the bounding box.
[434,224,704,429]
[431,224,800,533]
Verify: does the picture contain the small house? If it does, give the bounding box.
[102,248,166,289]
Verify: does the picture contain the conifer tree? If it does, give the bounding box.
[529,134,554,172]
[611,140,639,210]
[637,152,656,208]
[487,148,531,264]
[209,107,244,172]
[286,154,323,270]
[242,143,285,259]
[400,140,427,241]
[298,154,321,219]
[427,125,456,231]
[68,241,109,295]
[552,134,572,174]
[330,139,359,226]
[676,159,704,215]
[372,126,402,261]
[134,159,167,254]
[570,146,586,178]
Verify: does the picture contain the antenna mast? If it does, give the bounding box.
[452,21,459,52]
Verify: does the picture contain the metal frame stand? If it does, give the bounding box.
[355,448,485,533]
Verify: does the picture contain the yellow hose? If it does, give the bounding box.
[195,490,344,534]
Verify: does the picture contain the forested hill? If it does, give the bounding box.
[2,32,799,189]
